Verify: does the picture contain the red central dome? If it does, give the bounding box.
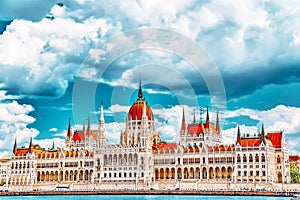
[128,99,153,120]
[127,82,153,120]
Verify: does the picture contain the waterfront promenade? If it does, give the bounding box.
[0,188,298,197]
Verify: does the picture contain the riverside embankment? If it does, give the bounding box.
[0,189,297,197]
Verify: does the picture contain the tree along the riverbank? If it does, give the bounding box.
[290,164,300,183]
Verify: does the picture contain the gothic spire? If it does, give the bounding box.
[67,117,72,138]
[100,100,104,122]
[205,105,210,129]
[13,138,17,155]
[138,76,143,99]
[83,120,86,131]
[29,137,33,153]
[180,106,187,132]
[236,125,241,145]
[193,110,196,123]
[216,110,220,134]
[87,116,91,136]
[261,123,265,137]
[261,123,266,144]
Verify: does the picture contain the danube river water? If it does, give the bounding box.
[0,196,290,200]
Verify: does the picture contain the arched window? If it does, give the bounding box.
[243,154,247,162]
[237,154,241,163]
[261,154,265,162]
[255,154,259,162]
[277,155,281,164]
[249,154,253,163]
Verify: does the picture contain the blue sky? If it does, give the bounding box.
[0,0,300,157]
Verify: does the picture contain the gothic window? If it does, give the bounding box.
[261,154,265,162]
[249,154,253,163]
[277,155,281,164]
[255,154,259,162]
[141,157,144,164]
[237,154,241,163]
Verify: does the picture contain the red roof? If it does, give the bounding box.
[91,131,97,140]
[159,143,178,149]
[153,143,177,153]
[187,124,204,136]
[289,155,300,162]
[73,131,84,142]
[208,145,235,152]
[240,138,261,147]
[267,132,282,148]
[128,99,153,120]
[71,130,97,142]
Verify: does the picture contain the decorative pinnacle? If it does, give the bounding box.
[138,75,143,99]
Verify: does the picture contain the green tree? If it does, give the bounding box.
[290,164,300,183]
[0,179,5,186]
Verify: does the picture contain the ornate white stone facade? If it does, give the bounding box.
[0,84,291,190]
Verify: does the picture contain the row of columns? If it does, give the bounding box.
[155,166,233,181]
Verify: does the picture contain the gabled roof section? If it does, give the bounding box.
[73,131,84,142]
[267,132,282,148]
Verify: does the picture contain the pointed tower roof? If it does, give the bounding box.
[87,116,91,136]
[13,138,17,155]
[67,118,72,138]
[138,76,143,99]
[100,100,104,122]
[29,137,33,153]
[193,110,196,123]
[260,123,266,144]
[261,123,265,136]
[180,106,187,132]
[236,125,241,145]
[83,120,86,131]
[205,105,210,129]
[216,110,220,134]
[52,141,55,149]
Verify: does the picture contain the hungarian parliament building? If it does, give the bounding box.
[0,84,291,191]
